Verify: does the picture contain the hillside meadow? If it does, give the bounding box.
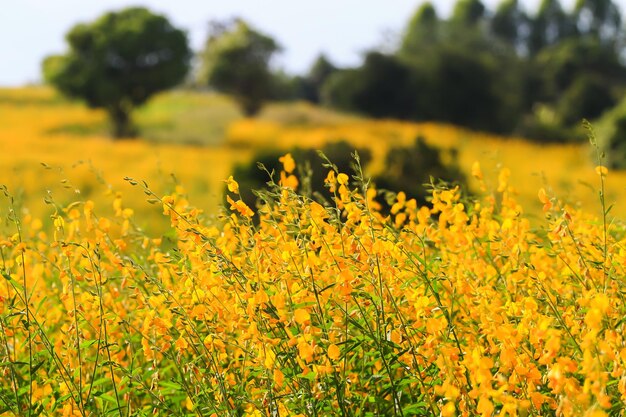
[2,87,626,416]
[1,86,624,226]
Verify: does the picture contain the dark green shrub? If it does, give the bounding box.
[373,136,467,208]
[228,141,372,213]
[229,137,468,217]
[557,75,616,125]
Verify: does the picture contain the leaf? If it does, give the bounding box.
[79,340,98,349]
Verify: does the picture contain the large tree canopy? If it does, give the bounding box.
[528,0,577,54]
[400,2,440,56]
[43,7,191,138]
[198,19,280,117]
[491,0,529,49]
[575,0,622,41]
[451,0,487,27]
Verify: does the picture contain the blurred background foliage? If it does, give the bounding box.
[43,0,626,149]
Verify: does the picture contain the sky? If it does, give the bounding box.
[0,0,585,86]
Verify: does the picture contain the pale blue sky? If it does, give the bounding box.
[1,0,583,86]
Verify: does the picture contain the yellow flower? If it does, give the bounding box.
[477,396,494,416]
[497,167,510,192]
[226,195,254,217]
[595,165,608,176]
[325,170,336,185]
[309,201,328,220]
[441,402,456,417]
[162,195,175,215]
[328,343,340,360]
[175,336,188,353]
[225,175,239,193]
[279,153,296,173]
[273,368,284,386]
[185,396,194,411]
[297,339,315,363]
[538,188,552,212]
[471,161,483,179]
[280,171,299,190]
[293,308,310,325]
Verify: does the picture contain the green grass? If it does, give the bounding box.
[134,90,241,146]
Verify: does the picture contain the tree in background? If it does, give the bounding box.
[399,2,441,56]
[327,0,525,132]
[528,0,577,55]
[430,47,505,131]
[42,7,190,138]
[447,0,493,52]
[575,0,622,42]
[451,0,487,27]
[304,54,337,103]
[323,52,422,120]
[491,0,530,51]
[317,0,626,143]
[198,19,280,116]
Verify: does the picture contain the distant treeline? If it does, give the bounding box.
[44,1,626,153]
[280,0,626,143]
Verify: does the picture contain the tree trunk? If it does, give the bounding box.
[239,96,263,117]
[108,102,136,138]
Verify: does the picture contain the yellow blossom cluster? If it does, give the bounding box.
[1,155,625,417]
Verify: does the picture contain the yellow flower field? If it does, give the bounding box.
[2,86,626,416]
[1,152,625,416]
[0,87,251,231]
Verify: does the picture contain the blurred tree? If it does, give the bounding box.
[528,0,578,55]
[318,0,626,142]
[536,37,625,96]
[399,2,441,56]
[42,7,191,138]
[451,0,487,27]
[448,0,506,58]
[431,47,504,131]
[323,52,422,119]
[574,0,622,42]
[198,19,280,116]
[267,70,301,101]
[520,35,626,141]
[491,0,530,51]
[557,74,616,124]
[301,54,338,103]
